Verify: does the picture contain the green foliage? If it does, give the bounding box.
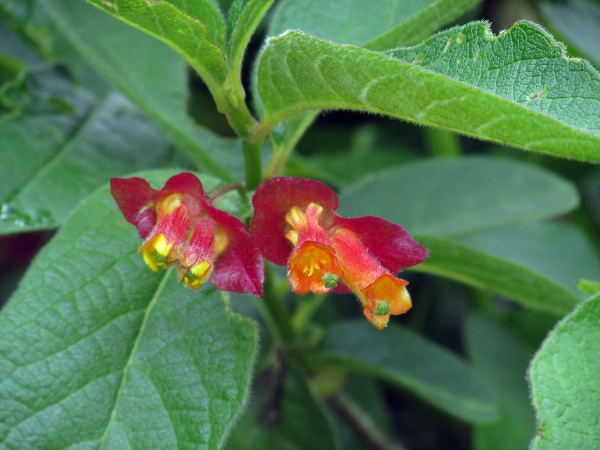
[1,0,599,448]
[0,173,256,448]
[465,315,536,450]
[257,22,600,161]
[339,157,588,314]
[0,67,175,234]
[314,321,499,424]
[225,364,339,450]
[529,294,600,449]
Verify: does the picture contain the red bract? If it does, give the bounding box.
[110,172,264,297]
[251,177,428,329]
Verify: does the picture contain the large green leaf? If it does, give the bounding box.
[414,235,580,315]
[225,364,338,450]
[465,315,535,450]
[42,0,237,180]
[0,172,256,448]
[263,0,480,171]
[257,22,600,161]
[268,0,481,48]
[457,222,600,295]
[529,294,600,449]
[0,67,176,234]
[313,321,499,424]
[338,156,578,237]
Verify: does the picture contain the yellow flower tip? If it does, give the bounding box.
[365,309,391,330]
[285,229,299,246]
[139,234,173,272]
[288,241,343,295]
[155,193,183,217]
[363,273,412,316]
[182,261,212,290]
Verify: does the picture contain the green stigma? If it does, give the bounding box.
[373,300,390,316]
[321,273,339,289]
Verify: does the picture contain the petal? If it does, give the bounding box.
[203,200,265,297]
[335,216,428,273]
[110,177,157,238]
[251,177,338,265]
[160,172,205,199]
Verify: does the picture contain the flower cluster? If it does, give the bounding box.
[111,174,427,329]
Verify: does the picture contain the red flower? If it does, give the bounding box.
[110,172,264,297]
[251,177,427,329]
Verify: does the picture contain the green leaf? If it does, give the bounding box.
[84,0,227,96]
[338,156,578,237]
[457,222,600,296]
[42,0,236,180]
[257,22,600,161]
[263,0,479,170]
[313,320,499,424]
[0,67,176,234]
[414,235,581,315]
[0,172,256,448]
[269,0,481,48]
[529,294,600,449]
[465,315,535,450]
[227,0,274,70]
[540,0,600,66]
[225,364,339,450]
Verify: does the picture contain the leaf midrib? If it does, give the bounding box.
[98,268,173,448]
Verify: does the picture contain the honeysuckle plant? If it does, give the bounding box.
[1,0,600,449]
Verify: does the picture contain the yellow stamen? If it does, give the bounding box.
[213,229,229,256]
[182,261,212,290]
[155,193,182,217]
[139,234,173,272]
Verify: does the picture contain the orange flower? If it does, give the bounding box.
[251,177,427,329]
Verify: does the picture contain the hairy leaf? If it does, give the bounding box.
[0,172,256,448]
[0,67,175,234]
[529,294,600,448]
[257,22,600,161]
[313,321,499,424]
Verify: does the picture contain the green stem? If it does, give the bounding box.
[264,112,318,177]
[423,127,462,158]
[243,139,263,190]
[260,264,296,345]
